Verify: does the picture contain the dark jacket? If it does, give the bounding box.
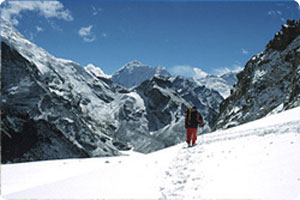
[185,108,204,128]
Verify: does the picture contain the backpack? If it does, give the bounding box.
[186,107,203,128]
[186,107,193,127]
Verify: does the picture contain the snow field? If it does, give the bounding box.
[161,129,300,199]
[2,107,300,199]
[1,148,178,199]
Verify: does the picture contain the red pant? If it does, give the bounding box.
[186,128,197,145]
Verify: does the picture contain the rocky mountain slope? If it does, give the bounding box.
[111,61,171,88]
[96,74,223,153]
[1,19,129,163]
[215,19,300,129]
[1,19,223,163]
[129,75,223,151]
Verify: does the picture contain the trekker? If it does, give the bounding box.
[185,106,204,147]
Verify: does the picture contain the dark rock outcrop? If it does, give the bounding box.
[215,19,300,130]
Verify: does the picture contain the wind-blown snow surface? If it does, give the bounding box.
[2,107,300,199]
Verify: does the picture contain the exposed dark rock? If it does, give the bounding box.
[266,19,300,51]
[215,19,300,130]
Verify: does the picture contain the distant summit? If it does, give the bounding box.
[111,61,171,88]
[193,71,240,99]
[111,60,239,98]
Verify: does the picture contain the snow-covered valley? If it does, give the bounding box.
[2,106,300,199]
[1,2,300,199]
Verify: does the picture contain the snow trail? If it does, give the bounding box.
[160,107,300,199]
[160,141,206,199]
[2,107,300,199]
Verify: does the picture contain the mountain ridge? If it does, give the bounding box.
[3,15,299,163]
[1,18,223,163]
[1,19,125,162]
[111,61,171,88]
[110,60,239,99]
[215,19,300,129]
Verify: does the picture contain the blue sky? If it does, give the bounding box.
[2,0,300,76]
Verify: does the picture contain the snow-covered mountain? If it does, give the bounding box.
[220,71,239,86]
[111,61,171,88]
[167,76,223,129]
[126,75,223,151]
[2,106,299,199]
[193,71,239,99]
[1,19,131,163]
[111,61,238,99]
[1,19,223,163]
[109,74,223,153]
[84,63,111,79]
[215,19,300,129]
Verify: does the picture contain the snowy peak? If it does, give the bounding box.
[115,60,149,75]
[1,18,126,163]
[155,66,170,75]
[112,60,238,98]
[193,68,209,79]
[193,71,239,99]
[111,61,171,88]
[220,71,239,86]
[84,64,111,79]
[122,60,144,69]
